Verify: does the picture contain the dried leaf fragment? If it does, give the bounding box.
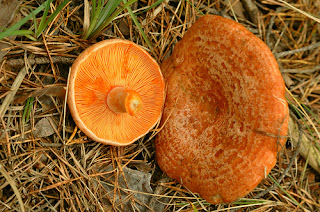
[33,118,56,138]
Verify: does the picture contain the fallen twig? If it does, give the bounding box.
[281,65,320,74]
[266,7,285,49]
[5,56,75,67]
[275,42,320,58]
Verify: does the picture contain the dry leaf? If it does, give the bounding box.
[230,0,246,20]
[94,165,153,212]
[119,20,130,36]
[0,0,21,61]
[289,116,320,173]
[33,118,56,138]
[131,162,153,173]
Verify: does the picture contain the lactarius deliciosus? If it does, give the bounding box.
[155,15,289,204]
[68,39,165,146]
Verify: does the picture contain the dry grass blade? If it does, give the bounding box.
[0,66,27,117]
[83,0,90,36]
[275,0,320,23]
[0,162,25,212]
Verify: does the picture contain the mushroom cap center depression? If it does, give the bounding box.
[178,71,229,126]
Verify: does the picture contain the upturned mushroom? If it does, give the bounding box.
[155,15,289,204]
[68,39,165,146]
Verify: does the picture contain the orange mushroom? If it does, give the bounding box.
[155,15,289,204]
[68,39,165,146]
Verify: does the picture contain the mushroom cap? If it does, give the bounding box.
[68,39,165,146]
[155,15,289,204]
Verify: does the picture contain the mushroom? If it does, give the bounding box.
[68,39,165,146]
[155,15,289,204]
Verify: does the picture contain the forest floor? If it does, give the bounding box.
[0,0,320,211]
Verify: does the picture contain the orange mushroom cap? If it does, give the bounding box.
[155,15,289,204]
[68,39,165,146]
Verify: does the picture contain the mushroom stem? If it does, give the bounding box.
[107,87,142,116]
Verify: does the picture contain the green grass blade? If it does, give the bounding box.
[22,97,31,123]
[9,30,34,36]
[288,99,320,150]
[97,0,103,11]
[94,0,122,31]
[22,97,34,123]
[26,97,34,123]
[82,0,105,39]
[268,174,303,208]
[300,102,320,124]
[186,0,204,15]
[24,34,38,41]
[88,0,137,40]
[0,1,50,40]
[233,198,269,205]
[123,0,152,50]
[36,0,71,38]
[31,8,38,36]
[91,0,97,23]
[37,0,53,35]
[191,202,199,212]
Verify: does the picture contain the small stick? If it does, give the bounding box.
[198,3,220,15]
[6,56,75,67]
[275,42,320,58]
[266,7,285,48]
[281,65,320,74]
[42,34,57,80]
[272,22,288,54]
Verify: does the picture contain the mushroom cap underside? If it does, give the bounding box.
[68,39,165,146]
[155,15,289,204]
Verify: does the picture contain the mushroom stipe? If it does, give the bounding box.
[155,15,289,204]
[68,39,165,146]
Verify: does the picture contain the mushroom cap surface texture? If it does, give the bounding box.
[68,39,165,146]
[155,15,289,204]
